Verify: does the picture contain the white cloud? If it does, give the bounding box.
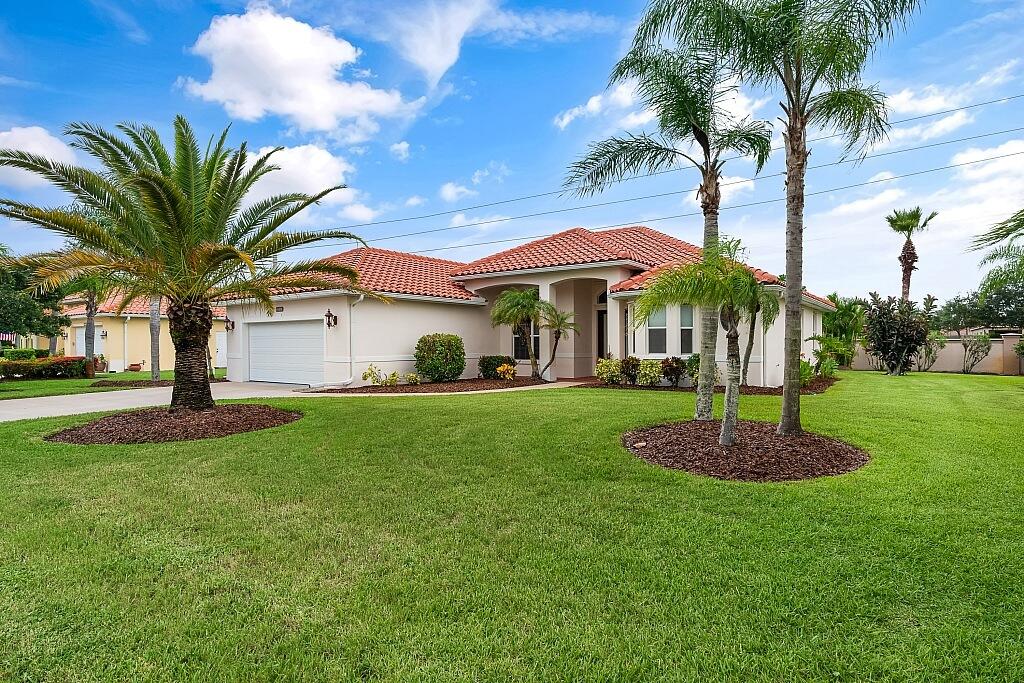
[341,203,379,221]
[881,111,974,148]
[439,181,477,202]
[975,58,1019,88]
[0,126,76,189]
[247,144,355,207]
[826,188,908,217]
[389,141,411,161]
[887,59,1018,116]
[448,212,510,228]
[617,109,657,129]
[554,82,635,130]
[89,0,149,44]
[405,195,426,207]
[471,160,510,185]
[950,138,1024,181]
[181,5,422,143]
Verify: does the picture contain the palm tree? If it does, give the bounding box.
[739,277,780,386]
[635,0,919,435]
[634,240,767,446]
[539,308,581,379]
[0,115,363,410]
[972,209,1024,292]
[563,44,771,422]
[886,206,937,301]
[149,295,161,380]
[490,288,551,379]
[822,293,866,365]
[64,274,113,375]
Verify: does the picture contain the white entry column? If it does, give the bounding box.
[607,289,623,360]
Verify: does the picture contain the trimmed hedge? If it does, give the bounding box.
[0,356,88,380]
[414,334,466,382]
[34,349,50,359]
[479,355,515,379]
[3,348,38,361]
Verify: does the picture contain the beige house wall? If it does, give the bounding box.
[48,315,225,372]
[852,333,1022,376]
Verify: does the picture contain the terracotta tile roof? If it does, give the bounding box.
[63,293,227,319]
[592,226,705,266]
[320,247,479,301]
[452,228,639,277]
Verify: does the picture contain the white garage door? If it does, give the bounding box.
[248,320,324,385]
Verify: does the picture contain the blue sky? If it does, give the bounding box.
[2,0,1024,300]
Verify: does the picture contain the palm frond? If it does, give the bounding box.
[807,84,888,157]
[563,134,685,197]
[971,208,1024,250]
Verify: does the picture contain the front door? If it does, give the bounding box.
[596,309,607,359]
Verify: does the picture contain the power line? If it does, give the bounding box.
[407,149,1024,256]
[288,125,1024,253]
[327,92,1024,231]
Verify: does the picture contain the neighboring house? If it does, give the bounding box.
[225,226,834,388]
[41,294,228,372]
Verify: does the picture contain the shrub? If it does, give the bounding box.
[818,357,839,379]
[1015,339,1024,358]
[0,356,88,380]
[34,349,50,359]
[479,354,515,379]
[799,358,815,387]
[915,330,946,372]
[808,334,855,369]
[961,333,991,374]
[863,293,929,375]
[496,363,517,381]
[636,359,663,386]
[595,358,622,385]
[362,364,385,385]
[414,333,466,382]
[661,356,687,387]
[620,356,640,385]
[404,372,421,385]
[685,353,719,386]
[3,348,37,361]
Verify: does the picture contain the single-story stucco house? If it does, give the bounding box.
[38,294,228,372]
[224,226,834,388]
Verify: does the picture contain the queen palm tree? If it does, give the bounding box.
[64,273,113,375]
[634,0,919,435]
[489,288,552,379]
[886,206,937,301]
[634,240,767,446]
[539,308,581,379]
[563,44,771,422]
[972,208,1024,292]
[739,277,780,386]
[0,115,363,410]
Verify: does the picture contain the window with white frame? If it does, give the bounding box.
[680,304,694,354]
[513,319,540,361]
[647,307,667,354]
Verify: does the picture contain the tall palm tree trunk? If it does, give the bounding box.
[696,172,721,420]
[778,117,808,437]
[84,291,97,379]
[540,330,563,378]
[149,296,162,380]
[720,308,741,447]
[741,306,758,386]
[898,238,917,301]
[167,300,215,410]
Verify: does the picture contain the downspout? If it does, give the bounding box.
[123,315,131,373]
[761,323,766,387]
[340,294,365,386]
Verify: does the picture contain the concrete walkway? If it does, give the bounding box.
[0,380,581,423]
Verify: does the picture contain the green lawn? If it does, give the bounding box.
[0,369,225,400]
[1,372,1022,680]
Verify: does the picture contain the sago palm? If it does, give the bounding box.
[563,44,771,421]
[971,208,1024,292]
[634,0,921,435]
[539,308,581,379]
[0,115,363,409]
[634,240,767,446]
[886,206,937,301]
[489,288,552,379]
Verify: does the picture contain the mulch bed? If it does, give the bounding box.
[45,404,301,445]
[622,419,869,482]
[318,377,546,394]
[90,378,227,389]
[579,376,838,395]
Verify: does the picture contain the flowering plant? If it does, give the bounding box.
[496,363,517,381]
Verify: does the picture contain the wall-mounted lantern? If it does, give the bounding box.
[100,330,108,339]
[325,309,338,328]
[225,318,235,332]
[61,332,68,339]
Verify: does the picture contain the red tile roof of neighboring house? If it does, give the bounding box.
[63,293,227,319]
[320,247,479,301]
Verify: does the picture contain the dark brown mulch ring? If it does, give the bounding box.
[623,419,868,482]
[318,377,546,394]
[579,376,838,396]
[90,378,228,388]
[45,404,301,445]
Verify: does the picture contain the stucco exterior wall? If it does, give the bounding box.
[55,316,224,372]
[852,333,1022,376]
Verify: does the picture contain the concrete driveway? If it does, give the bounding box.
[0,382,302,423]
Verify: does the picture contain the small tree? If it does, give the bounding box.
[490,288,549,379]
[738,275,779,386]
[538,308,580,379]
[863,293,928,375]
[915,331,946,372]
[961,334,992,374]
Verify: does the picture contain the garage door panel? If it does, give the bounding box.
[248,320,324,385]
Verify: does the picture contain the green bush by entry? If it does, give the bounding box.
[595,358,622,385]
[3,348,38,361]
[478,355,515,379]
[636,359,663,386]
[660,356,688,386]
[0,356,88,380]
[414,334,466,382]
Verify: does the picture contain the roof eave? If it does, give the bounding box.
[452,259,649,281]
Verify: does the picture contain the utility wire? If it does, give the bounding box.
[327,93,1024,231]
[287,125,1024,253]
[405,149,1024,256]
